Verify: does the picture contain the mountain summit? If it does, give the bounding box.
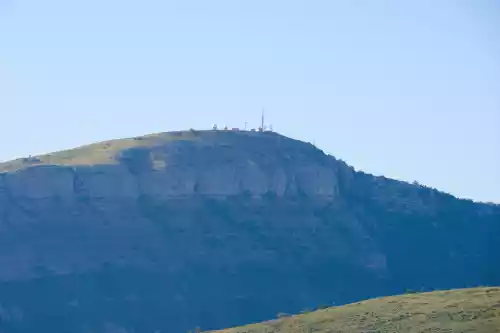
[0,130,498,333]
[0,130,346,200]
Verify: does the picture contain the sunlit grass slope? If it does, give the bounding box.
[209,287,500,333]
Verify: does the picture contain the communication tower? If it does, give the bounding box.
[259,109,265,132]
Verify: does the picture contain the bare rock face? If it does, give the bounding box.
[0,130,498,333]
[73,165,139,199]
[1,131,342,201]
[4,166,74,199]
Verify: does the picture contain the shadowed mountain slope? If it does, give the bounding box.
[0,130,498,333]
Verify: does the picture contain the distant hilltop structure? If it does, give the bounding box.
[211,109,274,133]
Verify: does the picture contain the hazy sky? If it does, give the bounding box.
[1,0,499,202]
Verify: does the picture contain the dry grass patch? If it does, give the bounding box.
[0,131,200,172]
[209,287,500,333]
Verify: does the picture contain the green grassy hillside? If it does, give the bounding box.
[0,130,283,173]
[210,287,500,333]
[0,131,202,172]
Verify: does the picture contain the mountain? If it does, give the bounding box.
[208,287,500,333]
[0,130,499,333]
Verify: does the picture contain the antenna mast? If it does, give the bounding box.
[261,108,265,131]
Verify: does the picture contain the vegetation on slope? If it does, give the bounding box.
[209,287,500,333]
[0,130,202,172]
[0,130,295,173]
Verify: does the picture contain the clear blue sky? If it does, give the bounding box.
[1,0,499,203]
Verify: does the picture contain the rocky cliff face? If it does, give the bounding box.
[0,131,342,201]
[0,130,498,333]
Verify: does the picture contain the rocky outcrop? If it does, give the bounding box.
[3,166,74,199]
[1,132,341,201]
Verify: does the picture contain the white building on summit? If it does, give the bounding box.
[210,110,274,133]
